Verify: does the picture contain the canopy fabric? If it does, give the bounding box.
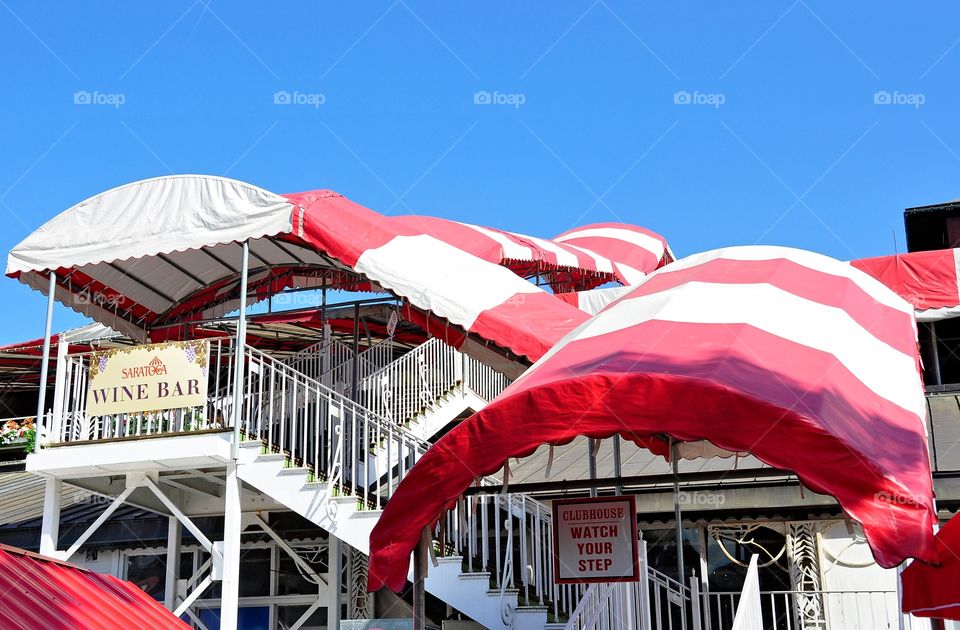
[368,245,936,592]
[285,189,589,361]
[851,248,960,321]
[555,285,633,314]
[902,514,960,620]
[6,176,590,363]
[554,222,674,284]
[386,216,618,290]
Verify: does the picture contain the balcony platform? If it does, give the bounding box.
[27,430,236,479]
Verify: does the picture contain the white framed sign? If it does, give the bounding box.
[86,340,209,416]
[552,495,640,584]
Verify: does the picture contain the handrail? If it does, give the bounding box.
[284,336,396,394]
[51,339,561,619]
[360,337,510,424]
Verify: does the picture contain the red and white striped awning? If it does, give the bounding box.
[386,215,619,291]
[6,176,589,362]
[554,286,632,314]
[851,248,960,321]
[368,245,936,592]
[554,222,674,284]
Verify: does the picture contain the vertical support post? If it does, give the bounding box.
[328,536,342,628]
[231,242,250,460]
[689,574,702,630]
[164,516,182,611]
[351,302,360,401]
[50,333,69,443]
[639,540,652,630]
[36,272,57,453]
[930,322,942,386]
[672,440,686,585]
[220,463,242,630]
[613,435,623,496]
[39,477,61,557]
[588,438,598,498]
[413,529,429,630]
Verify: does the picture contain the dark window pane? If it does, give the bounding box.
[125,554,166,601]
[277,605,327,630]
[239,548,272,597]
[277,549,326,596]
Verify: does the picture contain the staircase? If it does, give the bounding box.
[358,337,510,440]
[47,338,685,629]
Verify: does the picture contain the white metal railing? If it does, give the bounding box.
[284,336,396,395]
[564,541,653,630]
[48,338,648,624]
[359,337,510,424]
[702,588,900,630]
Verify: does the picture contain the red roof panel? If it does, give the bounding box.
[0,544,188,630]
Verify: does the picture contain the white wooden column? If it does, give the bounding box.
[220,464,242,630]
[39,477,61,557]
[164,516,181,611]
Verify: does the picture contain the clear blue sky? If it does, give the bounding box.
[1,1,959,344]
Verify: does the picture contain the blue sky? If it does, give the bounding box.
[1,1,959,343]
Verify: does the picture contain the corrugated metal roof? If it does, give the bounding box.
[0,544,188,629]
[0,473,93,526]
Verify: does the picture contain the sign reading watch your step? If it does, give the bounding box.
[552,495,639,584]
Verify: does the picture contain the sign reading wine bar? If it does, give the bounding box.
[86,340,208,416]
[552,495,639,584]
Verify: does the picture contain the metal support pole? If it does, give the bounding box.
[671,440,685,585]
[327,536,342,628]
[613,436,623,496]
[351,302,360,401]
[39,477,61,556]
[413,530,429,630]
[588,438,598,498]
[930,322,942,386]
[35,272,56,453]
[231,242,250,460]
[220,463,242,630]
[164,516,181,611]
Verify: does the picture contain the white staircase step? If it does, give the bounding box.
[276,467,311,476]
[253,453,287,464]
